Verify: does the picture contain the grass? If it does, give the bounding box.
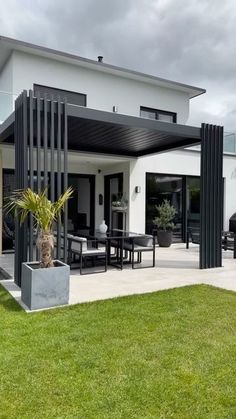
[0,285,236,419]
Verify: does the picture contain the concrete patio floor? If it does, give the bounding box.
[0,244,236,312]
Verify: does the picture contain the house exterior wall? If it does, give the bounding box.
[0,54,14,122]
[2,142,235,234]
[129,149,201,233]
[223,155,236,229]
[0,144,130,230]
[1,48,236,243]
[11,51,190,123]
[129,149,236,233]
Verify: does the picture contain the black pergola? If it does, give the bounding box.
[0,90,223,285]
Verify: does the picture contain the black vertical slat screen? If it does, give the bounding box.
[200,123,223,269]
[29,91,34,260]
[14,91,28,285]
[63,100,68,262]
[56,100,62,259]
[50,97,55,202]
[35,92,41,262]
[43,98,48,191]
[14,90,68,286]
[36,92,41,193]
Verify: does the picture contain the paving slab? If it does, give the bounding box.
[0,244,235,311]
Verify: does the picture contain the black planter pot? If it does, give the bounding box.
[157,230,173,247]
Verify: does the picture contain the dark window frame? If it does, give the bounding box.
[68,173,95,235]
[33,84,87,107]
[140,106,177,123]
[104,173,124,230]
[145,171,225,242]
[145,172,200,241]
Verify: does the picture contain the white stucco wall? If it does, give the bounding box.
[11,51,189,123]
[1,144,236,233]
[129,149,201,232]
[0,54,14,122]
[223,155,236,229]
[128,149,236,233]
[0,144,130,229]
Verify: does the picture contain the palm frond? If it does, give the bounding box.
[4,187,73,232]
[52,186,74,217]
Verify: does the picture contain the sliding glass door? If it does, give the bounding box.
[186,177,200,229]
[146,173,200,242]
[104,173,123,230]
[68,174,95,235]
[146,174,183,240]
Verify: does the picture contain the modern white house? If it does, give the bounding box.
[0,35,235,282]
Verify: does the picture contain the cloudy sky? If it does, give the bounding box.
[1,0,236,131]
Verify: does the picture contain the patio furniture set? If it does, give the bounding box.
[67,229,155,275]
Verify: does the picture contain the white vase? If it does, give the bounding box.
[99,220,108,233]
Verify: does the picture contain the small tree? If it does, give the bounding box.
[153,199,176,231]
[6,187,73,268]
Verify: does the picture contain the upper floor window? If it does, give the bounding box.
[140,106,176,123]
[34,84,86,107]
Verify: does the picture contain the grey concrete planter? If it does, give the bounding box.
[157,230,173,247]
[21,260,70,310]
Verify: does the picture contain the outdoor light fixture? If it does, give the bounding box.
[99,194,103,205]
[135,186,141,193]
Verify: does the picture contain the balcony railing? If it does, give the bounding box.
[0,91,17,123]
[224,132,236,154]
[186,131,236,155]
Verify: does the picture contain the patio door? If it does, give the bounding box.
[146,173,203,242]
[68,174,95,235]
[146,173,183,241]
[104,173,123,230]
[186,176,200,230]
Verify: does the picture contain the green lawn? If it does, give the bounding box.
[0,285,236,419]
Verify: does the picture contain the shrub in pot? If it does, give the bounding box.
[6,187,73,310]
[153,200,176,247]
[111,194,128,211]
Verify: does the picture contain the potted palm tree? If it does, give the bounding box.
[6,187,73,310]
[153,199,176,247]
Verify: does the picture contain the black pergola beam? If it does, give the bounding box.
[1,99,202,156]
[67,103,201,139]
[200,123,223,269]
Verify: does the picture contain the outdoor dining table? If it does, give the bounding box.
[91,229,149,270]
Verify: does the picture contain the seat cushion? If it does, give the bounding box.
[70,236,87,252]
[134,236,153,247]
[123,242,153,252]
[82,248,106,256]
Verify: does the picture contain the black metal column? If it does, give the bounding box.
[14,91,28,286]
[56,100,62,258]
[63,100,68,263]
[182,176,187,242]
[200,123,223,269]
